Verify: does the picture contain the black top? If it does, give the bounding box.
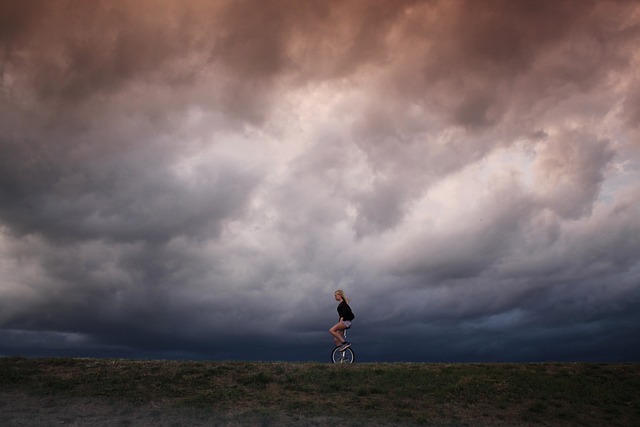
[337,300,355,321]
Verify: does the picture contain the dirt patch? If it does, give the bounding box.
[0,392,362,427]
[1,392,226,426]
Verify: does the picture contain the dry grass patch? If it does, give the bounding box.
[1,357,639,426]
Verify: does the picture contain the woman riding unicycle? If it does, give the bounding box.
[329,290,355,363]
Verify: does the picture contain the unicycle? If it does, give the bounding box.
[331,327,355,364]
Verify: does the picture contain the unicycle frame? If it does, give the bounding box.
[331,326,355,364]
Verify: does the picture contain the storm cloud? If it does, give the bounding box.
[1,0,639,362]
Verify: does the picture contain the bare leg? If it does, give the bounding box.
[329,322,347,346]
[332,330,344,346]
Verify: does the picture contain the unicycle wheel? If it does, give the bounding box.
[331,346,355,364]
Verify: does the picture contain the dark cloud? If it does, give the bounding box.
[623,82,640,132]
[1,0,639,362]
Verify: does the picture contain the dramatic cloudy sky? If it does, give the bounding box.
[1,0,639,362]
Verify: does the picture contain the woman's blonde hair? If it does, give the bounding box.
[335,289,349,303]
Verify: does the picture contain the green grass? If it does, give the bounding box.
[1,357,639,425]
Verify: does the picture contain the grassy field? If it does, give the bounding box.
[1,357,639,426]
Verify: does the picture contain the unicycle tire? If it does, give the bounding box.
[331,346,355,364]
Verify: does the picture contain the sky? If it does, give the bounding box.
[1,0,639,363]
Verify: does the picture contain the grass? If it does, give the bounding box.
[1,357,639,425]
